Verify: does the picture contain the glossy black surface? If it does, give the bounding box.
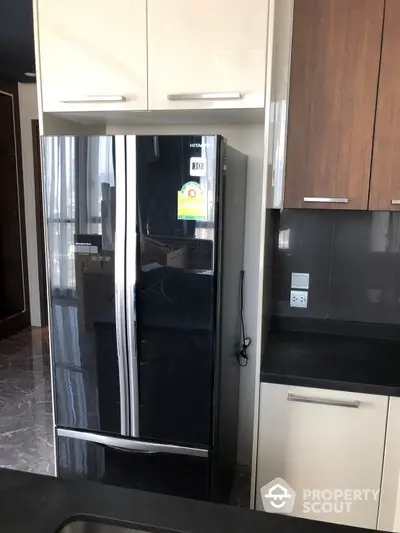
[43,136,121,436]
[57,435,210,500]
[43,135,220,446]
[0,326,249,503]
[261,318,400,395]
[59,520,177,533]
[43,135,244,502]
[273,210,400,324]
[136,136,219,447]
[0,468,375,533]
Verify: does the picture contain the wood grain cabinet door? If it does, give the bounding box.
[370,0,400,211]
[284,0,384,210]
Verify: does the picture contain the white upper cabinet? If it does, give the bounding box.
[147,0,269,110]
[36,0,148,112]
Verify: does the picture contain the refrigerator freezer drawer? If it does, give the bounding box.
[57,431,211,501]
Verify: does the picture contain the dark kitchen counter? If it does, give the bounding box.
[261,318,400,396]
[0,467,378,533]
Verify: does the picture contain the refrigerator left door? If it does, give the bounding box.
[42,135,130,436]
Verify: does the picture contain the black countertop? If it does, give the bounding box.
[261,318,400,396]
[0,468,368,533]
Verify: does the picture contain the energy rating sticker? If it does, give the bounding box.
[177,181,207,221]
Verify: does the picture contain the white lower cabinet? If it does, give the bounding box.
[378,397,400,532]
[256,383,388,529]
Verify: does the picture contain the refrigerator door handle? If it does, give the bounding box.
[125,135,140,437]
[57,429,209,458]
[115,136,130,436]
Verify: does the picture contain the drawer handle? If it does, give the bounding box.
[60,95,126,103]
[303,197,349,204]
[167,92,243,101]
[391,200,400,205]
[287,392,360,409]
[57,428,208,457]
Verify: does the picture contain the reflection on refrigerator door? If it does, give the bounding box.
[135,136,217,447]
[43,135,247,502]
[57,434,210,500]
[43,136,122,436]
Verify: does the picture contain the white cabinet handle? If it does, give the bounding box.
[303,197,349,204]
[167,92,243,101]
[60,95,126,103]
[391,200,400,205]
[287,392,360,409]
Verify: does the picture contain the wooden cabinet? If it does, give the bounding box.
[370,0,400,211]
[143,0,268,110]
[284,0,384,210]
[378,397,400,532]
[256,383,387,529]
[37,0,148,112]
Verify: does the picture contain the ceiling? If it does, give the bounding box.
[0,0,35,82]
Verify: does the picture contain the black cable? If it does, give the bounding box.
[236,270,251,367]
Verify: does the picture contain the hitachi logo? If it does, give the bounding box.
[189,143,210,148]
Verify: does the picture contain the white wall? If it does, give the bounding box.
[18,83,41,327]
[106,123,266,466]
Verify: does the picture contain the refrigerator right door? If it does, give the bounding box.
[130,135,221,447]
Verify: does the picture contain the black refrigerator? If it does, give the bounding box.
[42,134,247,502]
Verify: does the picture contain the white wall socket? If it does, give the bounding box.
[290,290,308,308]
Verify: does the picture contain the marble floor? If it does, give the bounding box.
[0,327,54,475]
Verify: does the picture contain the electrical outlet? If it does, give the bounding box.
[290,290,308,308]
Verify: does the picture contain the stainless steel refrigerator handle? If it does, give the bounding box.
[57,429,208,458]
[287,392,360,409]
[60,95,126,103]
[115,136,130,436]
[303,197,349,204]
[125,135,140,437]
[167,92,243,101]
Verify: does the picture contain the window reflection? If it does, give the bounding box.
[279,228,290,249]
[137,135,217,273]
[43,136,115,294]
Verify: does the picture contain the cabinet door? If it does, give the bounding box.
[370,0,400,211]
[284,0,384,210]
[147,0,269,111]
[37,0,147,112]
[378,397,400,532]
[256,383,387,529]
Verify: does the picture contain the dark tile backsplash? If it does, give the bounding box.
[272,210,400,325]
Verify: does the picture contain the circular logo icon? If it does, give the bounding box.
[188,188,197,198]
